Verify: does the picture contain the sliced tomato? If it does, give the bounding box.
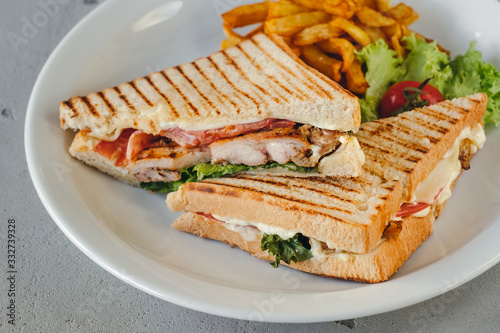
[198,212,218,221]
[396,202,430,218]
[94,129,136,166]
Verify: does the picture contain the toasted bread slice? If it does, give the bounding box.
[171,208,434,283]
[60,33,360,141]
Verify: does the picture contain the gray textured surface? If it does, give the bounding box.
[1,0,500,332]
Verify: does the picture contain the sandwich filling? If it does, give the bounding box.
[89,118,359,191]
[397,123,486,218]
[201,213,390,266]
[192,124,486,267]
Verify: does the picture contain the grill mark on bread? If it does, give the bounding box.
[80,96,99,117]
[128,80,154,107]
[160,70,200,117]
[252,40,329,99]
[404,114,450,136]
[177,65,221,115]
[243,42,310,100]
[63,99,78,118]
[192,61,241,113]
[143,75,180,119]
[201,181,354,216]
[206,56,261,112]
[97,91,116,116]
[235,44,292,102]
[114,86,136,111]
[266,174,365,195]
[220,49,276,107]
[358,125,429,157]
[358,134,423,162]
[360,141,414,174]
[233,175,357,204]
[419,104,460,124]
[394,115,442,144]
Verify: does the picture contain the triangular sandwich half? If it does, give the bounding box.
[167,93,487,282]
[60,33,363,192]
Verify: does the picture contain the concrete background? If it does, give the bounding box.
[1,0,500,332]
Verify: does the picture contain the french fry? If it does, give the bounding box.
[345,59,369,95]
[292,0,360,18]
[317,38,356,72]
[264,11,331,37]
[322,0,360,19]
[375,0,391,11]
[356,6,396,27]
[267,0,311,20]
[222,2,270,28]
[292,23,344,46]
[390,34,406,58]
[382,22,402,41]
[385,3,419,26]
[290,0,325,11]
[329,17,371,47]
[301,44,342,82]
[358,23,387,43]
[361,0,377,9]
[280,36,302,57]
[221,24,245,49]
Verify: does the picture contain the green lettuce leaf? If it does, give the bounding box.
[139,162,318,193]
[359,96,380,123]
[444,42,500,126]
[356,34,500,126]
[261,233,313,268]
[355,39,405,103]
[398,34,452,93]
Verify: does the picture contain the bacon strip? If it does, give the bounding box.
[160,118,296,147]
[93,118,296,168]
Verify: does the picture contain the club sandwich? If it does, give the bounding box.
[60,33,363,192]
[167,93,487,283]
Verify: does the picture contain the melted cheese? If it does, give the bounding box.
[214,215,386,262]
[412,124,485,205]
[212,215,298,240]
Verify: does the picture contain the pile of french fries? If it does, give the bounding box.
[221,0,420,95]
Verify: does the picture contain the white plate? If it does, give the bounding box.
[25,0,500,323]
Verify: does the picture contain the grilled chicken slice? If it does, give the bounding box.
[210,126,344,167]
[127,145,211,182]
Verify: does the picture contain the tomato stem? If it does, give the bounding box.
[390,77,434,117]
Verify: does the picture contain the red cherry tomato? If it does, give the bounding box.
[379,81,444,118]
